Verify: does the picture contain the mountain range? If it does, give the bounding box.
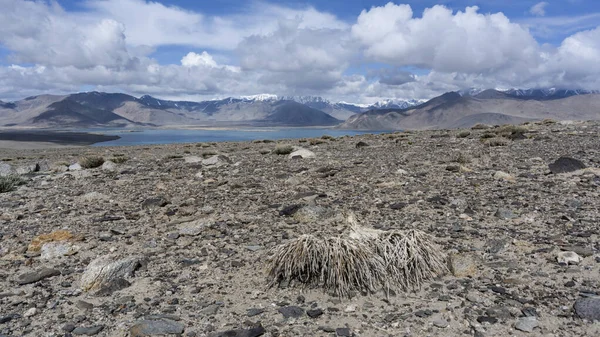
[0,88,598,129]
[340,89,600,130]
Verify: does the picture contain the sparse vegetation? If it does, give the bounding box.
[309,138,326,145]
[110,156,128,164]
[321,135,335,140]
[494,124,528,137]
[272,145,294,155]
[472,123,492,130]
[480,132,496,139]
[451,152,471,164]
[485,137,509,147]
[457,131,471,138]
[202,151,218,158]
[0,175,25,193]
[79,155,105,169]
[267,214,447,297]
[355,141,369,148]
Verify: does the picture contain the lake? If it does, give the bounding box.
[88,128,385,147]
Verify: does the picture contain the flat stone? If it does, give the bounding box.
[142,197,169,209]
[495,208,516,220]
[40,241,79,259]
[574,297,600,321]
[557,251,581,265]
[207,325,265,337]
[72,325,104,335]
[202,155,231,167]
[561,246,594,257]
[549,157,586,174]
[244,245,263,252]
[432,318,449,328]
[199,304,221,316]
[448,253,479,277]
[246,308,265,317]
[177,220,210,236]
[17,267,61,285]
[278,306,304,318]
[288,148,315,159]
[514,317,538,332]
[336,328,351,336]
[184,156,203,163]
[494,171,515,182]
[68,163,82,171]
[130,319,185,336]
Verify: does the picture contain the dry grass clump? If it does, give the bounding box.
[272,144,294,155]
[494,124,528,137]
[451,152,471,164]
[485,137,509,147]
[79,155,105,169]
[472,123,492,130]
[0,175,25,193]
[321,135,335,140]
[110,154,128,164]
[456,131,471,138]
[309,138,326,145]
[267,213,447,297]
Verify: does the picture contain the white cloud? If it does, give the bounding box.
[181,52,218,68]
[530,2,549,17]
[352,4,540,74]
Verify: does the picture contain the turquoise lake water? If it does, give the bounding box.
[88,128,385,146]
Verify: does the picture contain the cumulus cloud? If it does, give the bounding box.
[530,2,549,17]
[367,68,416,86]
[352,4,540,74]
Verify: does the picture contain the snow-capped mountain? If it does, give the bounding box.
[370,99,425,110]
[459,88,600,100]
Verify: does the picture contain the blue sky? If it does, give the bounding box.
[1,0,600,103]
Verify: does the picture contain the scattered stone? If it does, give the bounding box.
[557,251,582,265]
[561,246,594,257]
[142,197,169,209]
[130,319,185,336]
[574,297,600,321]
[28,230,78,253]
[200,304,221,316]
[476,316,498,324]
[549,157,586,174]
[68,163,82,171]
[0,163,13,176]
[40,241,79,259]
[514,317,539,332]
[244,245,263,252]
[80,255,142,291]
[278,306,304,318]
[72,325,104,335]
[355,141,369,148]
[184,156,203,163]
[101,161,116,171]
[17,267,61,285]
[23,308,37,317]
[246,308,265,317]
[448,253,479,277]
[432,317,449,328]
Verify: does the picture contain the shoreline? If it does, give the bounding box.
[0,130,121,148]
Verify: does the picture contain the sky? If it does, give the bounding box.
[1,0,600,104]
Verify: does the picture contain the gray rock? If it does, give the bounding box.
[40,241,79,259]
[178,220,210,236]
[199,304,221,316]
[80,255,142,291]
[514,317,538,332]
[495,208,516,219]
[561,246,594,257]
[94,278,131,296]
[574,297,600,321]
[549,157,586,174]
[17,267,61,285]
[207,325,265,337]
[184,156,203,163]
[307,308,324,318]
[432,317,449,328]
[130,319,185,336]
[244,245,263,252]
[278,306,305,318]
[336,328,351,337]
[246,308,265,317]
[557,251,581,265]
[72,325,104,335]
[141,197,169,209]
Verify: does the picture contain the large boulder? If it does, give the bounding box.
[80,255,143,292]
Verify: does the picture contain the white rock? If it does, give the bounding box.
[40,242,79,259]
[288,148,315,159]
[80,255,142,291]
[396,168,409,175]
[202,155,231,167]
[557,251,581,265]
[68,163,82,171]
[23,307,37,317]
[514,316,538,332]
[344,305,356,313]
[101,161,116,172]
[184,156,202,163]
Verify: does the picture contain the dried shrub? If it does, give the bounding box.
[272,145,294,155]
[0,175,25,193]
[79,156,105,169]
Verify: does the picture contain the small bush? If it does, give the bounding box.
[457,131,471,138]
[321,135,335,140]
[451,152,471,164]
[79,156,105,169]
[494,124,528,137]
[472,123,492,130]
[202,151,217,158]
[309,138,326,145]
[110,156,128,164]
[480,132,496,139]
[486,137,509,147]
[0,175,25,193]
[273,145,294,155]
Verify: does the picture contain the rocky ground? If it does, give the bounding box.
[1,120,600,337]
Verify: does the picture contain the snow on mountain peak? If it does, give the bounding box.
[241,94,278,101]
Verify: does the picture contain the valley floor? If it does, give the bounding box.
[1,120,599,336]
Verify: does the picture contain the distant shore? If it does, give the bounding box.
[0,130,120,148]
